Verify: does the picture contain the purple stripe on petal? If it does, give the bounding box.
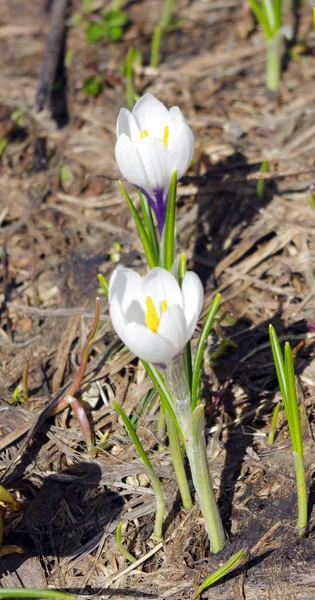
[153,188,167,236]
[138,187,167,237]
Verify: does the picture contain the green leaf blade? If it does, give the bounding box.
[191,294,221,410]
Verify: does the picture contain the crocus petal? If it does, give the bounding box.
[116,108,140,145]
[109,294,127,341]
[123,322,177,365]
[136,137,170,194]
[167,106,187,145]
[115,134,153,196]
[142,267,183,310]
[157,305,187,356]
[168,123,195,178]
[132,94,169,138]
[181,271,204,341]
[109,267,144,313]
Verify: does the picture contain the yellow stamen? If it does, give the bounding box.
[163,125,169,146]
[140,129,149,140]
[161,299,168,312]
[145,296,160,333]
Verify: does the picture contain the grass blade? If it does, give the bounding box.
[269,324,288,406]
[191,294,221,410]
[139,191,159,264]
[190,548,246,600]
[119,182,158,268]
[98,273,109,297]
[0,591,75,600]
[115,522,136,563]
[113,401,165,538]
[163,170,177,271]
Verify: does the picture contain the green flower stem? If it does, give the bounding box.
[157,403,166,448]
[294,452,308,535]
[165,410,192,510]
[165,357,192,432]
[165,357,225,553]
[266,31,283,92]
[185,405,226,553]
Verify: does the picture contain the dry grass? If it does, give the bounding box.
[0,1,315,598]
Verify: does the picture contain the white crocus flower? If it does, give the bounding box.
[109,266,204,367]
[115,94,194,236]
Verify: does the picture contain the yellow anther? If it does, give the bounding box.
[162,125,169,146]
[161,299,168,312]
[140,129,149,140]
[145,296,160,333]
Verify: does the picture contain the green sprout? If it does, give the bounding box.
[110,241,122,263]
[151,0,174,67]
[59,164,72,183]
[86,10,128,43]
[0,138,8,158]
[190,548,246,600]
[12,359,29,403]
[119,182,158,269]
[269,325,308,534]
[247,0,284,91]
[83,75,103,97]
[125,46,142,109]
[256,159,269,201]
[115,521,136,563]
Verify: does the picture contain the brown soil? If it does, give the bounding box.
[0,1,315,598]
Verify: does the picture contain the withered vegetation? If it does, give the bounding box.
[0,1,315,598]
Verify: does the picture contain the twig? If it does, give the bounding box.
[35,0,69,111]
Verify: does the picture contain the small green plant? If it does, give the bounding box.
[115,521,136,563]
[0,485,22,557]
[247,0,284,91]
[269,325,308,534]
[0,138,8,158]
[86,10,128,43]
[13,359,29,403]
[83,75,103,96]
[59,164,73,183]
[256,159,269,201]
[190,548,246,600]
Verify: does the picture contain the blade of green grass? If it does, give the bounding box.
[163,170,177,271]
[97,273,109,297]
[115,521,136,563]
[119,182,158,268]
[139,191,159,264]
[190,547,246,599]
[269,324,288,405]
[191,294,221,411]
[0,590,75,600]
[113,401,165,538]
